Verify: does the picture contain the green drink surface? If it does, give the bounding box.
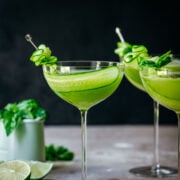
[141,63,180,113]
[125,61,145,91]
[43,66,123,110]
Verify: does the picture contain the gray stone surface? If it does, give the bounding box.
[44,125,179,180]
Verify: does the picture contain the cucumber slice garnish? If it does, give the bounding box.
[30,44,57,66]
[115,41,172,68]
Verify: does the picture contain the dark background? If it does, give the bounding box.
[0,0,179,125]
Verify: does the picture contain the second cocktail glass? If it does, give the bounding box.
[42,61,124,180]
[139,60,180,177]
[114,28,177,176]
[125,61,177,177]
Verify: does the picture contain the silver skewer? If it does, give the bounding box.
[115,27,125,42]
[25,34,38,49]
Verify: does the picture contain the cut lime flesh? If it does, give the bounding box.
[0,160,31,180]
[27,160,53,179]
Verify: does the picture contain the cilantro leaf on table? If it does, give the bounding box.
[45,144,75,161]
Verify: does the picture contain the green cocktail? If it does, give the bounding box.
[140,61,180,113]
[124,60,145,91]
[43,61,123,110]
[43,61,124,180]
[25,36,124,180]
[140,60,180,176]
[114,28,177,177]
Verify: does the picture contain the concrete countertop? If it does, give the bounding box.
[44,125,179,180]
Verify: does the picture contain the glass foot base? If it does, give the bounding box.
[129,166,178,177]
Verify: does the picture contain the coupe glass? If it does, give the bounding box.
[124,61,177,177]
[139,60,180,177]
[42,61,124,180]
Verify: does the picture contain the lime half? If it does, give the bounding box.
[0,160,31,180]
[27,160,53,179]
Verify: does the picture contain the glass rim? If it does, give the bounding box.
[139,66,180,77]
[42,60,123,67]
[52,60,121,63]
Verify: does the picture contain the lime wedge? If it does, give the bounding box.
[0,160,31,180]
[27,160,53,179]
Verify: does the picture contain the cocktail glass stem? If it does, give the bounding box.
[80,110,88,180]
[152,100,160,173]
[177,113,180,177]
[129,100,177,176]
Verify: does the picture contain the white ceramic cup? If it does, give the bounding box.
[0,119,45,162]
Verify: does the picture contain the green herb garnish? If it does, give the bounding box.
[138,50,172,68]
[0,99,47,136]
[45,144,74,161]
[115,41,172,67]
[30,44,58,66]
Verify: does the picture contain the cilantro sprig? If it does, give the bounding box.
[138,50,172,68]
[45,144,74,161]
[0,99,47,136]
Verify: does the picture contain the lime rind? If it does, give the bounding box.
[0,160,53,180]
[27,160,53,179]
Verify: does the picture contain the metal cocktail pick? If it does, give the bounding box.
[25,34,38,49]
[115,27,125,42]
